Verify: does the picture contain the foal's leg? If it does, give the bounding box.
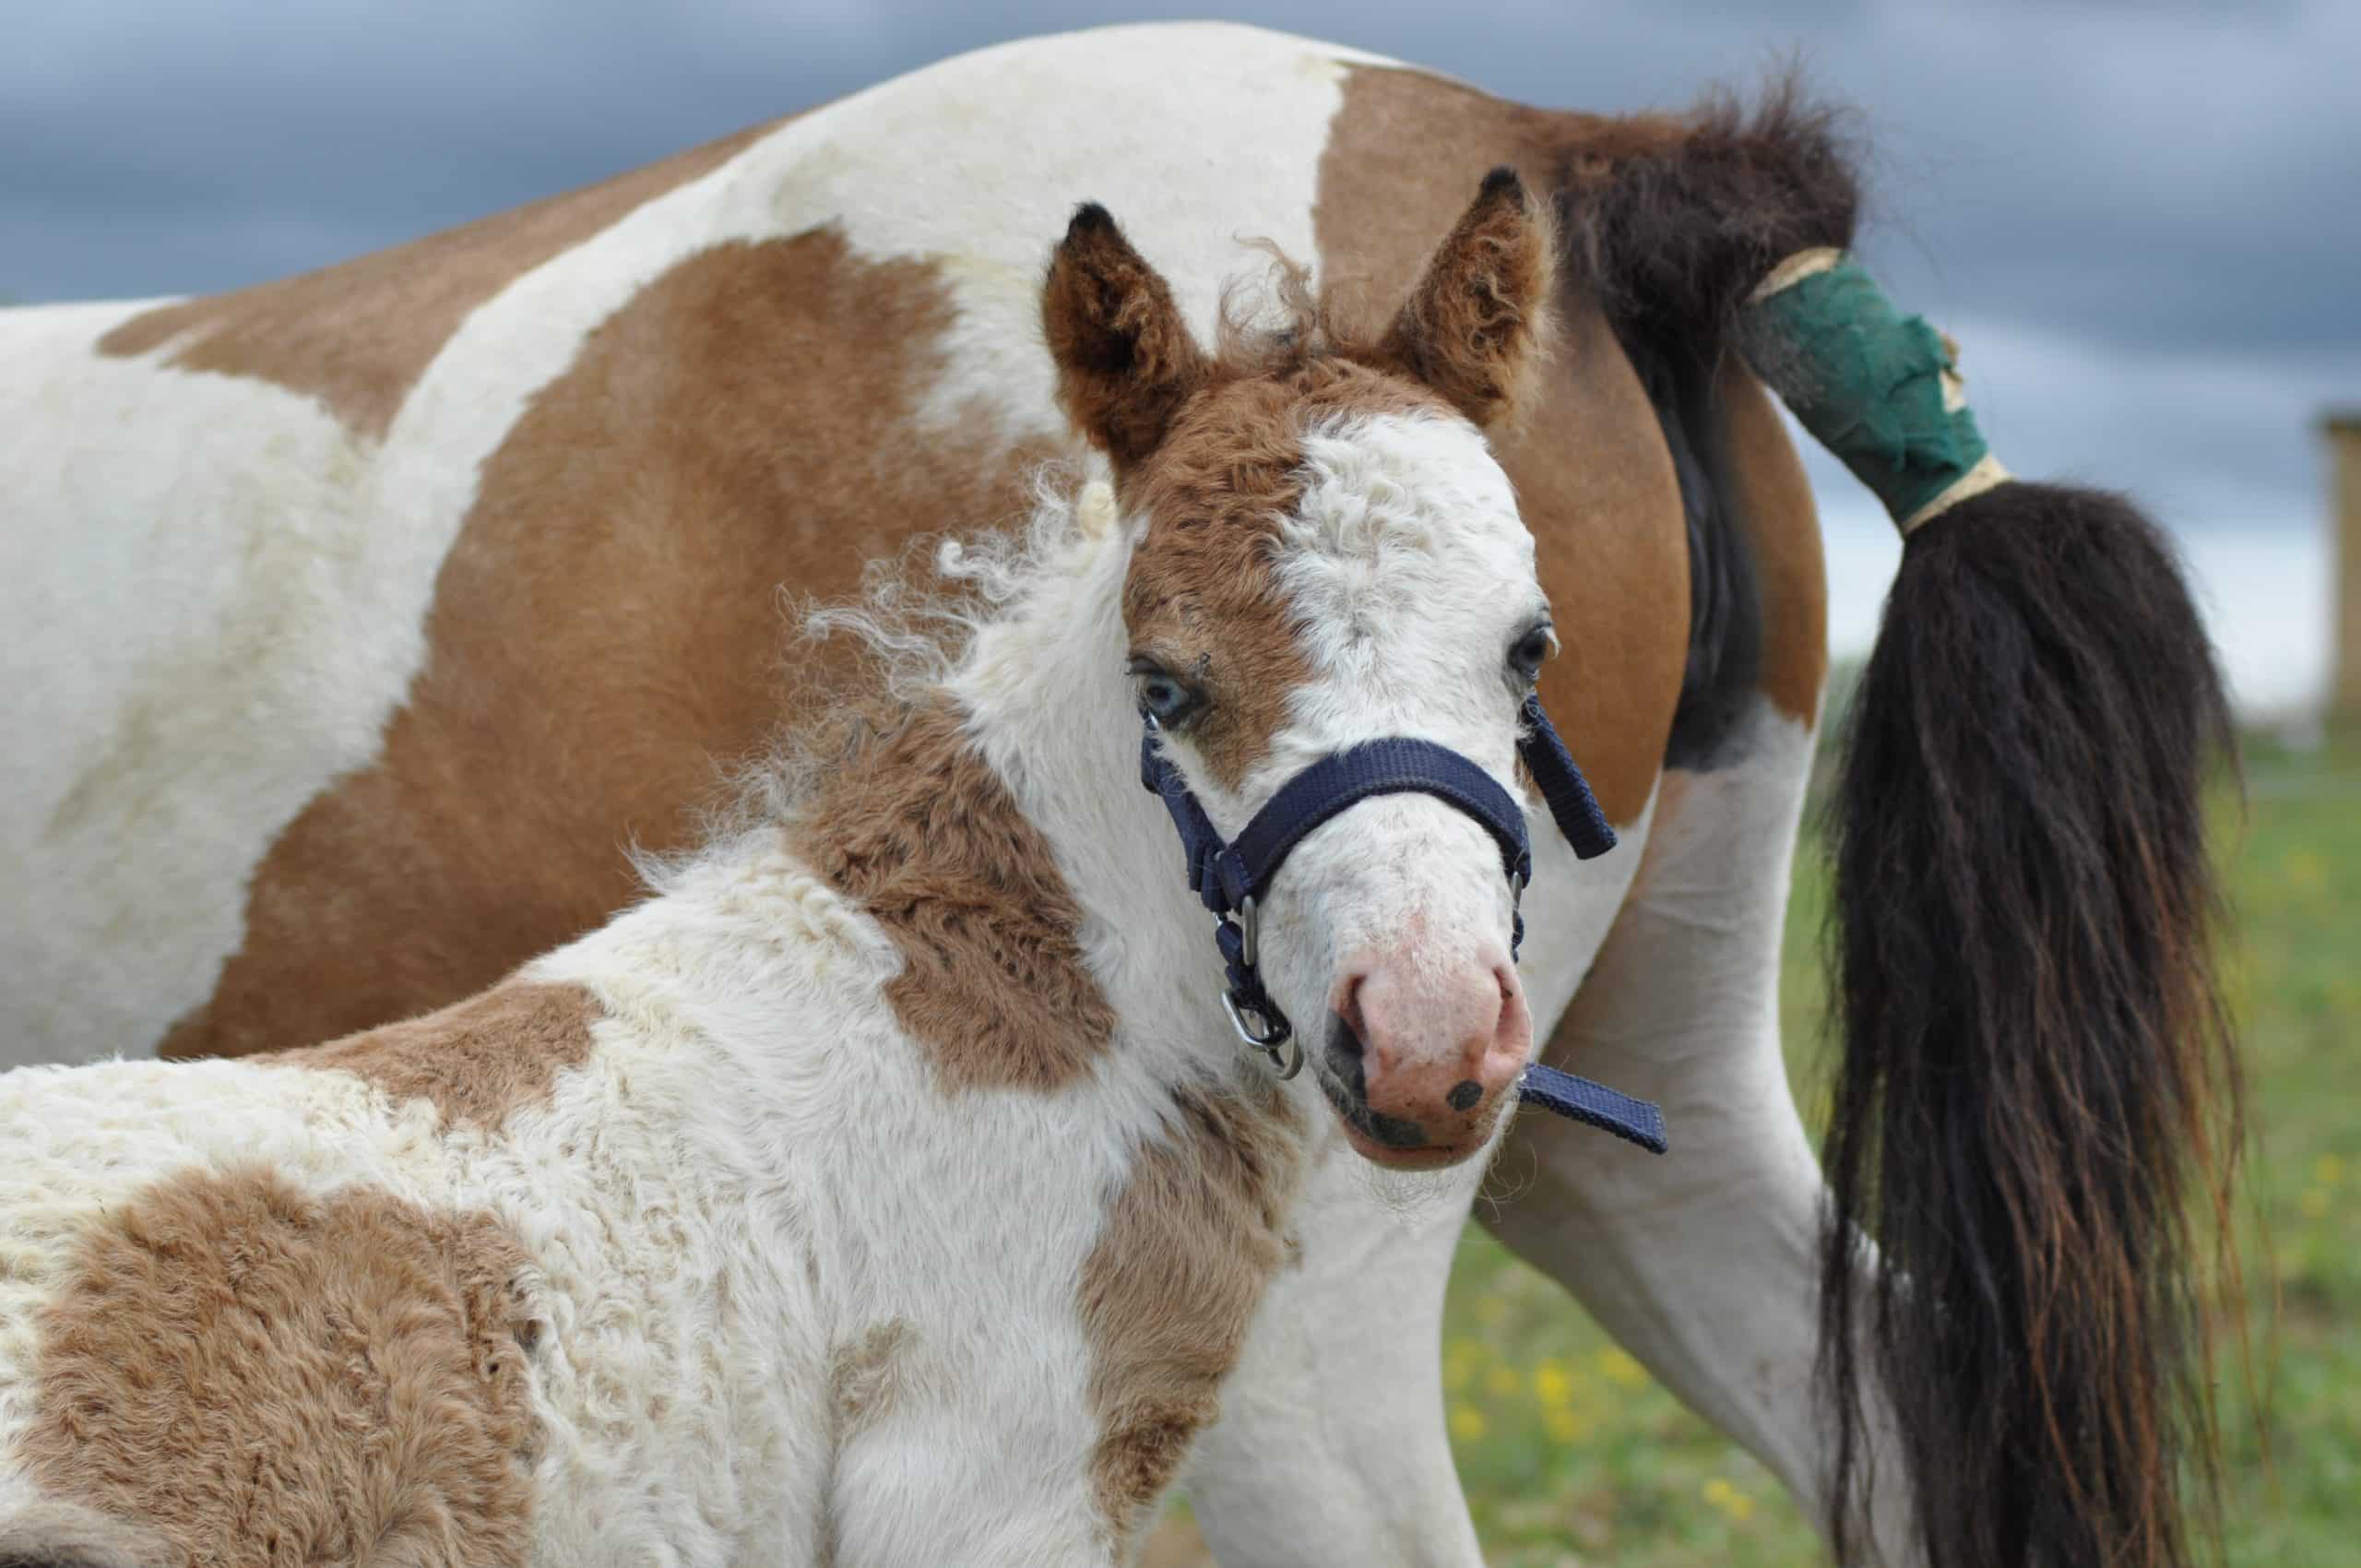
[1477,704,1915,1563]
[1175,1123,1487,1568]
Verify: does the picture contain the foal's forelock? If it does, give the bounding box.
[1116,361,1486,787]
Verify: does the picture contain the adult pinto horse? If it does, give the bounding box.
[0,183,1658,1566]
[0,23,2235,1568]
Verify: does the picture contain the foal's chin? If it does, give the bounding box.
[1339,1125,1497,1170]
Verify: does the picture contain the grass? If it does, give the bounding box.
[1438,731,2361,1565]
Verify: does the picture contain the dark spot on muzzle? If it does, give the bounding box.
[1446,1079,1483,1112]
[1319,1014,1429,1149]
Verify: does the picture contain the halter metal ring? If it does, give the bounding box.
[1219,991,1302,1078]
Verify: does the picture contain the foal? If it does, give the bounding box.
[0,173,1572,1566]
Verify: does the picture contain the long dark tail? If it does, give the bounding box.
[1560,80,2245,1567]
[1822,481,2242,1568]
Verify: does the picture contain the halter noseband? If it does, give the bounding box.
[1141,694,1667,1155]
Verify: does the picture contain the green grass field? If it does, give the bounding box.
[1440,731,2361,1565]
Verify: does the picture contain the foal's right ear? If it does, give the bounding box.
[1042,204,1210,469]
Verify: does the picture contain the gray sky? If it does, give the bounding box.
[6,0,2354,708]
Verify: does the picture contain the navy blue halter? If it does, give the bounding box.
[1141,694,1667,1156]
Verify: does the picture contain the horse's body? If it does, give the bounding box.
[0,184,1647,1566]
[0,24,2236,1568]
[4,27,1802,1561]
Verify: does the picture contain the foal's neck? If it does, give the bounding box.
[784,511,1253,1098]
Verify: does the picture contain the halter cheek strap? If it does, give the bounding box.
[1140,695,1667,1156]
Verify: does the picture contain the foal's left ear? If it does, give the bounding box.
[1042,203,1211,469]
[1375,167,1557,430]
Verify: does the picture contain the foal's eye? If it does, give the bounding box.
[1507,623,1555,685]
[1127,659,1204,728]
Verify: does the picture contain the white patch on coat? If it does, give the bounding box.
[0,299,382,1067]
[774,23,1397,444]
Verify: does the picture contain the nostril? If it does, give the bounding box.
[1446,1079,1482,1112]
[1335,972,1368,1038]
[1326,1009,1365,1063]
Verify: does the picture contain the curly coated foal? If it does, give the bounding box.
[0,172,1573,1567]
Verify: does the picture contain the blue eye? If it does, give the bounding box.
[1129,660,1204,727]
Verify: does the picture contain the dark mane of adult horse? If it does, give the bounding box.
[4,35,2236,1568]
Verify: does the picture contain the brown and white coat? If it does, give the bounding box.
[2,22,1910,1568]
[0,177,1625,1564]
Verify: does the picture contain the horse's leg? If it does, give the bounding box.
[1475,702,1913,1562]
[1176,1127,1486,1568]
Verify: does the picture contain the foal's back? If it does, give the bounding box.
[0,942,836,1565]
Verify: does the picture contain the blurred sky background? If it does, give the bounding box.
[6,0,2355,717]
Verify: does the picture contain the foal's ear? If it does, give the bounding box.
[1042,203,1210,469]
[1375,168,1557,430]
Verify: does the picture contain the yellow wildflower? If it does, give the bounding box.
[1599,1347,1649,1389]
[1450,1405,1488,1443]
[1702,1477,1757,1521]
[1444,1338,1479,1394]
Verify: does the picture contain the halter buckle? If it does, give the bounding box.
[1219,990,1302,1078]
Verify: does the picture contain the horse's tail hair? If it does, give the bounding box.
[1560,77,2244,1568]
[1823,480,2241,1568]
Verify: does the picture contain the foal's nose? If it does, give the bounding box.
[1331,943,1531,1160]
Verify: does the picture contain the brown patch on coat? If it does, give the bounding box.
[164,230,1057,1062]
[1081,1084,1305,1544]
[18,1166,540,1568]
[791,696,1119,1095]
[1712,355,1828,722]
[96,118,780,440]
[1315,65,1692,826]
[279,980,604,1132]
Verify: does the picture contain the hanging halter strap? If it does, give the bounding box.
[1140,694,1667,1155]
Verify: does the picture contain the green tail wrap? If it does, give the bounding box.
[1746,256,1992,527]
